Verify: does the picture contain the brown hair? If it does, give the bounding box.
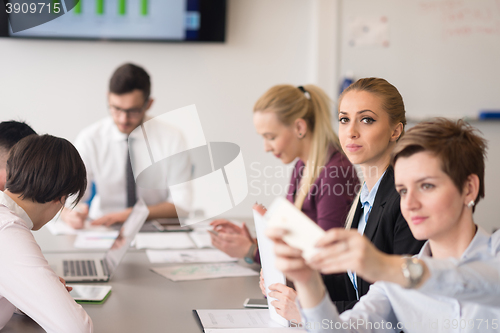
[109,63,151,101]
[391,118,487,209]
[339,77,406,139]
[254,84,341,209]
[6,135,87,205]
[0,121,36,168]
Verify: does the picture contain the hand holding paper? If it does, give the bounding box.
[259,269,267,296]
[267,283,301,324]
[264,197,325,261]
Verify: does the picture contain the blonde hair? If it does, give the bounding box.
[254,84,341,209]
[344,190,361,230]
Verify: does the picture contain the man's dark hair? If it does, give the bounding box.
[109,63,151,101]
[6,135,87,205]
[0,120,36,151]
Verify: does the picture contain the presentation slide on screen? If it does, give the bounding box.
[11,0,199,40]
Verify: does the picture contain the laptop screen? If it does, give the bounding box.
[104,199,149,278]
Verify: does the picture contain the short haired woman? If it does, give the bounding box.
[0,135,93,332]
[267,118,499,332]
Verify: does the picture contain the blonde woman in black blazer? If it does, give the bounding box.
[322,78,425,312]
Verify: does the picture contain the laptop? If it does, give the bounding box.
[46,199,149,282]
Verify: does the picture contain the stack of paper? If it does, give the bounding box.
[73,231,119,249]
[135,233,196,249]
[151,263,258,281]
[46,219,113,236]
[194,309,306,332]
[189,230,215,248]
[204,327,307,333]
[146,249,237,264]
[133,230,216,250]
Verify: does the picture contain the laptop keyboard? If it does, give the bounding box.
[63,260,98,277]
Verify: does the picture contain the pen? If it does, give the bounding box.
[152,220,165,232]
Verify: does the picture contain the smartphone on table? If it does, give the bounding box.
[243,298,268,308]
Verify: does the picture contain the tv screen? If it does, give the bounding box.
[0,0,226,42]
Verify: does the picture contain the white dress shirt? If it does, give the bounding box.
[73,117,192,219]
[300,226,500,332]
[0,191,93,332]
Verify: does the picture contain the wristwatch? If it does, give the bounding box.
[401,257,424,289]
[244,243,257,264]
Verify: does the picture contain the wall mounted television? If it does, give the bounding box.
[0,0,226,42]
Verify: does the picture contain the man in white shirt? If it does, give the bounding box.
[0,120,37,191]
[62,63,192,228]
[0,134,92,332]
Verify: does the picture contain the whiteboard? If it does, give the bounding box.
[339,0,500,119]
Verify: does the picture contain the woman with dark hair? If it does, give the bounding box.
[0,134,93,332]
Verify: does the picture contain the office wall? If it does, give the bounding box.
[0,0,339,219]
[339,0,500,119]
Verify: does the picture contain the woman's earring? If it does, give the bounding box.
[298,133,303,139]
[467,200,475,208]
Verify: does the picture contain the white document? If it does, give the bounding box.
[146,249,237,263]
[265,197,325,261]
[253,210,288,327]
[205,329,306,333]
[189,230,215,248]
[46,219,112,236]
[151,263,258,281]
[195,309,284,329]
[73,231,119,249]
[134,233,196,249]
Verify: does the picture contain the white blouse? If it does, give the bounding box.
[0,191,93,332]
[300,226,500,333]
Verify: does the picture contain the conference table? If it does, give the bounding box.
[3,219,263,333]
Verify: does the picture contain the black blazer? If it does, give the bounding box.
[323,166,426,313]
